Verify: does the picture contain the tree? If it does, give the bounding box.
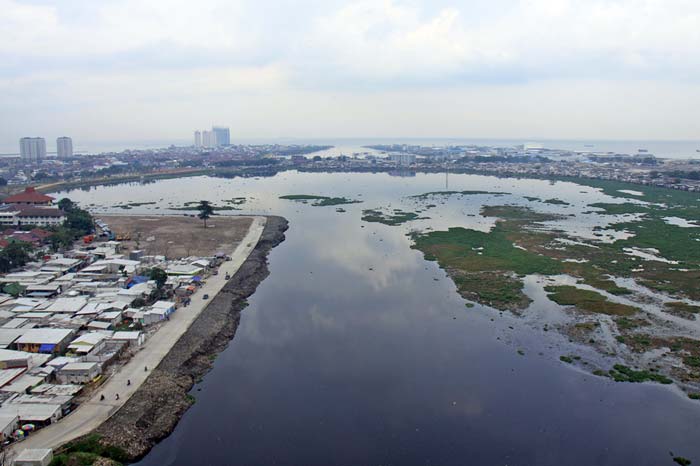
[65,208,93,235]
[131,297,147,308]
[48,226,80,252]
[197,200,214,228]
[58,198,76,212]
[149,267,168,289]
[0,241,33,273]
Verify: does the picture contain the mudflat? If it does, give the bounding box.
[99,215,253,258]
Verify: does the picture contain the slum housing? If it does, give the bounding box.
[0,216,223,442]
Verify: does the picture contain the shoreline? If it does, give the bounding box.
[61,216,288,462]
[32,166,698,198]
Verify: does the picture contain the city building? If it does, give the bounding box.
[389,153,417,166]
[56,362,101,384]
[213,126,230,146]
[15,329,75,354]
[202,130,216,148]
[11,447,53,466]
[19,138,46,163]
[194,126,231,148]
[14,207,66,227]
[0,188,65,227]
[2,187,54,206]
[56,137,73,158]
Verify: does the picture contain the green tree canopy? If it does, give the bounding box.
[197,200,214,228]
[58,198,76,212]
[149,267,168,289]
[0,241,33,273]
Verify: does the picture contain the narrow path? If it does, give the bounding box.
[12,216,267,454]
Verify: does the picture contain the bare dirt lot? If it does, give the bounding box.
[99,215,254,258]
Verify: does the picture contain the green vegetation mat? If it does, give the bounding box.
[664,301,700,319]
[410,190,510,199]
[410,208,563,310]
[608,364,672,384]
[544,286,638,316]
[543,198,569,205]
[52,434,128,465]
[279,194,362,206]
[362,209,425,226]
[587,202,650,215]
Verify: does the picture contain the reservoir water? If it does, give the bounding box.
[55,172,700,466]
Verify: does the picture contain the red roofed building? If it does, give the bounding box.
[30,228,53,240]
[2,187,54,206]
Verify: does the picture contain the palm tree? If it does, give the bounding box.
[197,200,214,228]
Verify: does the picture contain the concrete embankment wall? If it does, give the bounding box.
[94,216,289,460]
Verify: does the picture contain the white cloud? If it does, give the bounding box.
[1,0,700,144]
[297,0,700,85]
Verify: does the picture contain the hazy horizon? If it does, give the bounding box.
[2,0,700,146]
[2,136,699,160]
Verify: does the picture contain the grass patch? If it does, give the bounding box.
[673,457,692,466]
[114,201,157,209]
[57,433,129,464]
[560,355,574,363]
[574,321,600,332]
[480,205,560,222]
[50,452,104,466]
[410,190,509,199]
[684,356,700,368]
[587,202,650,215]
[362,209,423,226]
[543,198,569,205]
[615,316,650,330]
[665,301,700,319]
[279,194,361,206]
[581,275,632,295]
[411,218,562,311]
[609,364,672,384]
[544,285,638,316]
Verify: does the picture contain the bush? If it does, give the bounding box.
[60,433,129,463]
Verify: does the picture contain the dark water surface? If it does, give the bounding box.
[55,173,700,466]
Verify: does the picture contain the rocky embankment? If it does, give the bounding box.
[93,216,288,461]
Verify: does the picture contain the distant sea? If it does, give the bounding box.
[1,138,699,160]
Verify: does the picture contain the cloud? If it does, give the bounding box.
[3,0,700,81]
[293,0,700,88]
[1,0,700,144]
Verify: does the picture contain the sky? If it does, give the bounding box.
[1,0,700,150]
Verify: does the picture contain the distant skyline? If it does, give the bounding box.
[2,0,700,146]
